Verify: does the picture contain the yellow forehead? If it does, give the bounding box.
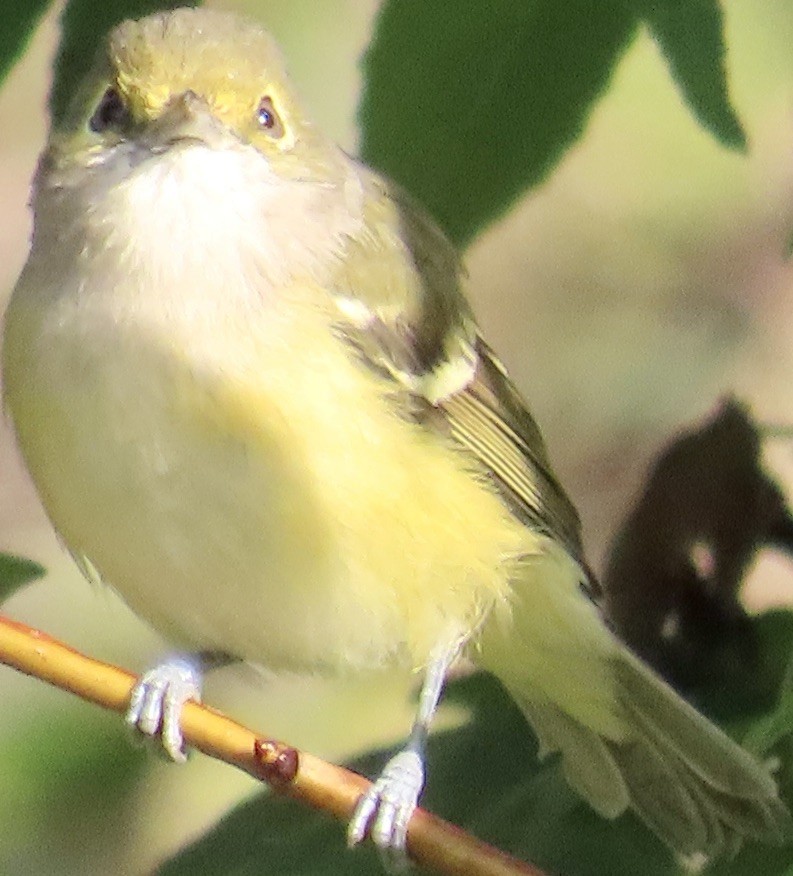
[107,8,293,121]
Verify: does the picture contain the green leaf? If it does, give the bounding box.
[636,0,745,149]
[0,704,147,872]
[0,553,44,603]
[50,0,200,127]
[742,617,793,758]
[0,0,52,87]
[698,611,793,875]
[360,0,638,247]
[690,610,793,734]
[160,675,676,876]
[160,667,793,875]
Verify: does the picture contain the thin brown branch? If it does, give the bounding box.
[0,613,546,876]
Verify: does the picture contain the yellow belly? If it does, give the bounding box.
[4,279,530,673]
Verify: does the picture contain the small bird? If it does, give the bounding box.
[2,7,789,863]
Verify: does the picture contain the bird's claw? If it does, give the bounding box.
[126,656,203,762]
[348,748,424,870]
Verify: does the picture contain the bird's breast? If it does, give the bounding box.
[4,149,529,673]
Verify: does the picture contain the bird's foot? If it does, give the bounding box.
[126,655,203,762]
[348,747,424,870]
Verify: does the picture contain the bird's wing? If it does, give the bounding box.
[330,172,793,861]
[330,172,587,574]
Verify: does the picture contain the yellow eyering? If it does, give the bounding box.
[6,9,784,856]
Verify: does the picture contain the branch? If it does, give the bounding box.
[0,613,546,876]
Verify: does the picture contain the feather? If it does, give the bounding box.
[335,179,792,856]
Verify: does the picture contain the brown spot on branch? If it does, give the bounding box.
[0,612,546,876]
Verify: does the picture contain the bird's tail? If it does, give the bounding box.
[476,544,792,858]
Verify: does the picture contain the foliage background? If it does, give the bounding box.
[1,0,793,873]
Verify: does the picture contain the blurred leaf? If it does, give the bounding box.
[50,0,199,126]
[743,625,793,758]
[710,638,793,875]
[706,841,793,876]
[161,672,793,874]
[1,704,145,819]
[0,702,147,874]
[0,553,44,603]
[0,0,52,86]
[161,674,676,876]
[635,0,745,149]
[706,610,793,747]
[157,791,365,875]
[603,399,793,719]
[701,613,793,876]
[360,0,638,247]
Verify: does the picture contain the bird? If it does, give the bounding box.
[2,6,789,864]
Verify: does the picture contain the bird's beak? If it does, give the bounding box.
[142,91,228,151]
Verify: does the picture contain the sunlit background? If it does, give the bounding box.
[1,0,792,872]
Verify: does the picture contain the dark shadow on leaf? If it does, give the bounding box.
[603,398,793,719]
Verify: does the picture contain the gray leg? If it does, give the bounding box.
[347,632,466,866]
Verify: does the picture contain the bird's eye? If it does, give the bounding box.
[89,87,129,133]
[256,96,284,138]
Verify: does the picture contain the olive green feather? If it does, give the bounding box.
[332,175,792,858]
